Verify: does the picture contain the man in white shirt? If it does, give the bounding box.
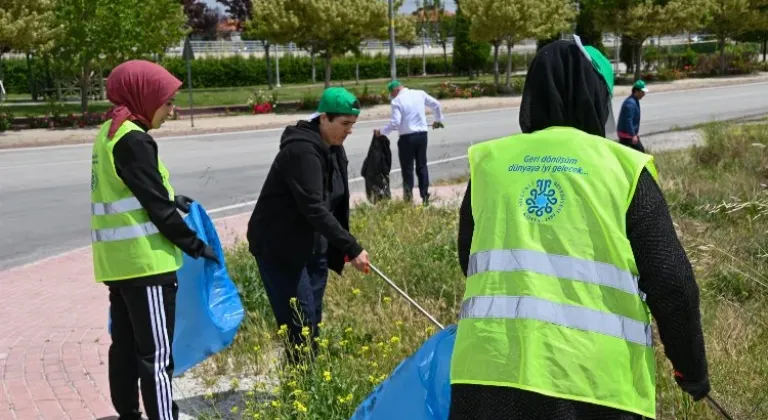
[375,80,444,205]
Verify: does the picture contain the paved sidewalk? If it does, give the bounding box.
[2,72,767,150]
[0,184,466,420]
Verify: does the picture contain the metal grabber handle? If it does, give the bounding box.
[368,263,445,330]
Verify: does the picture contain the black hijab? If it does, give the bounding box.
[519,40,611,137]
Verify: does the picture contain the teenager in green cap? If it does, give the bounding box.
[247,87,370,362]
[617,79,649,153]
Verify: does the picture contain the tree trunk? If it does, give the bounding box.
[324,53,332,88]
[633,43,642,81]
[311,51,317,83]
[719,37,726,75]
[264,42,273,89]
[442,42,449,76]
[492,42,500,87]
[98,65,105,101]
[406,54,411,77]
[80,60,91,113]
[762,38,767,62]
[505,42,513,87]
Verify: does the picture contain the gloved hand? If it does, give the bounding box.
[674,371,710,401]
[432,121,445,129]
[175,195,194,213]
[201,245,220,265]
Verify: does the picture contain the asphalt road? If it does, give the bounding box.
[1,81,767,270]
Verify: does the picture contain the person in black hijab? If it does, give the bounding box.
[450,40,710,420]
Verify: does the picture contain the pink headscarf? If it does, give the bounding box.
[105,60,183,138]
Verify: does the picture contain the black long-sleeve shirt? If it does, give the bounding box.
[104,120,206,286]
[456,169,707,394]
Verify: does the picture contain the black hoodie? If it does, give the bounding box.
[247,120,363,275]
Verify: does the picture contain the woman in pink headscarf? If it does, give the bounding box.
[92,60,218,420]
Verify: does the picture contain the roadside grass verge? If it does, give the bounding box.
[4,74,520,116]
[190,122,768,419]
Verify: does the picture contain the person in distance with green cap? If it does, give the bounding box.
[246,87,370,363]
[616,79,649,153]
[375,79,444,205]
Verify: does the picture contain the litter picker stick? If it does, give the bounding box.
[705,395,735,420]
[368,263,445,330]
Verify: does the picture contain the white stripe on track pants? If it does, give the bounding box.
[108,282,178,420]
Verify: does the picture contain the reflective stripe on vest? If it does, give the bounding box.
[459,295,653,346]
[91,196,143,216]
[468,249,643,298]
[91,221,160,242]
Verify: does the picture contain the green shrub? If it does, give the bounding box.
[0,106,13,131]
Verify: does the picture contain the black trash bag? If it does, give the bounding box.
[361,133,392,204]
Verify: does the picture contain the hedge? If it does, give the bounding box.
[1,50,548,94]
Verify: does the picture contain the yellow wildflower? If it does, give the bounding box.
[288,381,298,388]
[371,361,379,368]
[271,400,282,408]
[339,340,349,347]
[319,339,329,349]
[278,324,288,337]
[360,345,370,353]
[426,326,436,335]
[290,297,298,305]
[390,336,401,344]
[294,400,308,413]
[352,288,361,296]
[292,389,303,397]
[230,406,239,414]
[252,345,261,352]
[301,326,310,337]
[246,391,254,397]
[318,322,325,328]
[383,296,392,304]
[344,327,353,334]
[323,370,332,382]
[252,414,261,420]
[395,320,404,328]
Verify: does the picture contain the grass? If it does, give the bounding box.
[187,121,768,419]
[2,74,517,116]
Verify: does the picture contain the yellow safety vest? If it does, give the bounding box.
[450,126,659,418]
[90,119,182,282]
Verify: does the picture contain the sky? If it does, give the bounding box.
[202,0,457,15]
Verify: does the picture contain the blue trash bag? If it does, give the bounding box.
[107,201,245,377]
[351,324,457,420]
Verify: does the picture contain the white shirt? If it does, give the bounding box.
[380,88,444,137]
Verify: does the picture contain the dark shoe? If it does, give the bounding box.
[422,193,431,207]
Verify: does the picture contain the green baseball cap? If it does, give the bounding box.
[308,87,361,120]
[387,80,402,93]
[633,79,649,93]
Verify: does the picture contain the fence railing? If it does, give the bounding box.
[162,34,716,57]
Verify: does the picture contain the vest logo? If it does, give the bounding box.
[519,179,565,222]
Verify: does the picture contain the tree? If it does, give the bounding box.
[287,0,388,88]
[245,0,301,89]
[432,6,456,75]
[0,0,58,55]
[216,0,251,21]
[182,0,221,40]
[587,0,710,79]
[52,0,187,112]
[452,0,490,79]
[462,0,576,87]
[703,0,763,74]
[395,15,419,77]
[575,0,604,51]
